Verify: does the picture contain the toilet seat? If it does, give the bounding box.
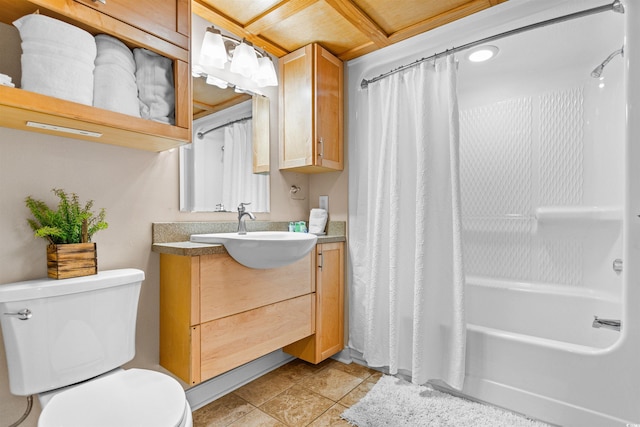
[39,369,189,427]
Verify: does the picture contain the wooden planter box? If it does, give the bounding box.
[47,243,97,279]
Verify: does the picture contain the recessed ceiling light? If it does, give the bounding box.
[467,45,499,62]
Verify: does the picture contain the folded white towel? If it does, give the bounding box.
[134,48,175,124]
[93,34,140,117]
[309,208,328,235]
[13,14,96,106]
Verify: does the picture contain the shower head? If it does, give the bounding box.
[591,46,624,78]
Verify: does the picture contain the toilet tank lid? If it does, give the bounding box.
[0,269,144,303]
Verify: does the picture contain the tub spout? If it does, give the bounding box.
[592,316,621,332]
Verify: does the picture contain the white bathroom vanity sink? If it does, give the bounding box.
[190,231,318,269]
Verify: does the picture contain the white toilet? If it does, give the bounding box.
[0,268,193,427]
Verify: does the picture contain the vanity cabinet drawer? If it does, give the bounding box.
[199,252,314,323]
[200,294,314,380]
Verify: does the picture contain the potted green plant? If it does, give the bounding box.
[25,188,108,279]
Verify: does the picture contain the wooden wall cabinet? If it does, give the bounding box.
[284,242,345,363]
[0,0,191,151]
[72,0,189,49]
[279,43,343,173]
[160,251,315,385]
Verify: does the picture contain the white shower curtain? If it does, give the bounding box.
[349,55,466,389]
[221,120,270,212]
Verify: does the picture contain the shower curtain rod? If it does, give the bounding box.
[360,0,624,89]
[196,116,252,139]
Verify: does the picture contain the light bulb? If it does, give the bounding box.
[467,45,499,63]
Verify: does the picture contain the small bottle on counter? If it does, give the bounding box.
[288,221,295,232]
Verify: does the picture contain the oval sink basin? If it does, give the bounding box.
[190,231,318,269]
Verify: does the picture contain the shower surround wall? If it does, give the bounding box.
[460,86,619,289]
[347,0,638,425]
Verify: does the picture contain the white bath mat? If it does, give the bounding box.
[341,375,551,427]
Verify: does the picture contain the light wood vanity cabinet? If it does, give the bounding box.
[279,43,344,173]
[160,251,315,385]
[284,242,345,363]
[160,241,345,385]
[0,0,191,151]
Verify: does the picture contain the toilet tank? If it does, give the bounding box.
[0,269,144,396]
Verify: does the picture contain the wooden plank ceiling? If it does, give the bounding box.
[192,0,506,61]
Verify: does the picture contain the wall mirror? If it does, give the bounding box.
[180,13,273,213]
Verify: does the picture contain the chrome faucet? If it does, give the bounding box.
[237,202,256,235]
[592,316,621,332]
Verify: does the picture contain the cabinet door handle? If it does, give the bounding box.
[92,0,106,4]
[318,252,323,270]
[318,137,324,160]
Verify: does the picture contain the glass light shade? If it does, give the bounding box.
[230,41,259,78]
[254,56,278,87]
[205,75,228,89]
[200,29,227,69]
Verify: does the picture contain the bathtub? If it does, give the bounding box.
[466,276,621,349]
[462,276,627,426]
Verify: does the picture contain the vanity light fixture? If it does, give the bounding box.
[467,45,499,62]
[199,26,278,88]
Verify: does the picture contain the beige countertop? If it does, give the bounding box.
[151,221,346,257]
[152,234,346,256]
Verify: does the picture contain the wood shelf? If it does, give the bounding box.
[0,86,189,151]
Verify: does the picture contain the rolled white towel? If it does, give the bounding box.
[95,34,136,73]
[94,63,141,117]
[13,14,96,106]
[93,34,140,117]
[20,49,94,105]
[0,73,13,85]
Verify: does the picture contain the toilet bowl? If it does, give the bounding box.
[38,369,193,427]
[0,269,192,427]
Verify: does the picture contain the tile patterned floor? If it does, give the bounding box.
[192,359,382,427]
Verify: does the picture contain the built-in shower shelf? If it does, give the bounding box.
[535,206,622,227]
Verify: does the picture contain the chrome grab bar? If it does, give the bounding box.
[592,316,621,332]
